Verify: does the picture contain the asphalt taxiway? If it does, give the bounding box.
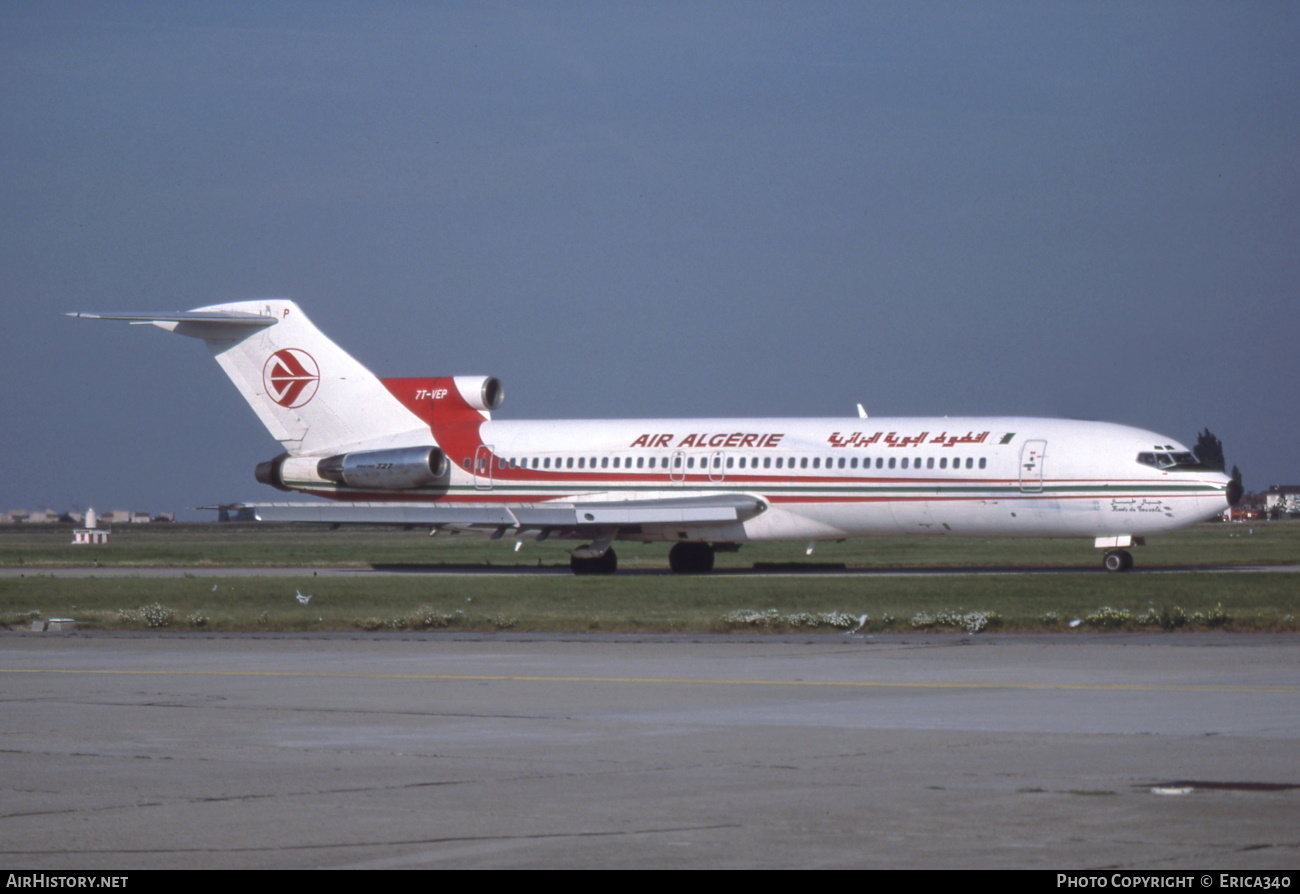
[1,631,1296,869]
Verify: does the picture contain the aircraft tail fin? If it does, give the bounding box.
[71,300,428,455]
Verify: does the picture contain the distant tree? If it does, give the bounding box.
[1195,428,1226,471]
[1231,464,1243,491]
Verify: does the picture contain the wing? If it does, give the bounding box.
[250,493,766,538]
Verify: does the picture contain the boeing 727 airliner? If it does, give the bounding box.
[73,300,1239,573]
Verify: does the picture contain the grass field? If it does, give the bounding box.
[1,521,1296,633]
[2,518,1296,569]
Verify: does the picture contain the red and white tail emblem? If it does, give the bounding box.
[262,348,320,408]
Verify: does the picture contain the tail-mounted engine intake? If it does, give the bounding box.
[453,376,504,413]
[317,446,450,490]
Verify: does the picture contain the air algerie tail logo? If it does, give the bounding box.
[262,348,320,408]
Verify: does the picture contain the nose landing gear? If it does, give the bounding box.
[1103,549,1133,572]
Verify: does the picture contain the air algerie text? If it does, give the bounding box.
[629,433,785,449]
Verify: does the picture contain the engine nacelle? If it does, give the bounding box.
[254,453,293,491]
[453,376,504,412]
[316,446,449,490]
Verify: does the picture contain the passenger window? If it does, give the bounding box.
[979,458,986,469]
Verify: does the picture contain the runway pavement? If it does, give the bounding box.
[3,562,1297,577]
[1,631,1296,869]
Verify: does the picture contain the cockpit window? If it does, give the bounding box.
[1136,450,1209,471]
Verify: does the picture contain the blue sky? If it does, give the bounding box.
[2,2,1295,518]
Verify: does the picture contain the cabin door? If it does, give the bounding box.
[474,444,494,491]
[1019,440,1046,493]
[669,451,686,484]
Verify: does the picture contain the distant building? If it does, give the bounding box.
[72,506,110,545]
[1265,485,1300,517]
[204,504,256,522]
[6,508,62,524]
[2,508,174,525]
[1225,488,1271,521]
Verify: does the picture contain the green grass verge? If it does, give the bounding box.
[2,520,1295,633]
[2,519,1297,569]
[2,570,1295,633]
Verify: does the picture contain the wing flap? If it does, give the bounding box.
[252,503,519,526]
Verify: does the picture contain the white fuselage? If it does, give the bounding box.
[283,415,1233,545]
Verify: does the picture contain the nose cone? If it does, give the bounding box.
[1226,476,1243,507]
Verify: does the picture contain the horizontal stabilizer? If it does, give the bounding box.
[68,310,277,327]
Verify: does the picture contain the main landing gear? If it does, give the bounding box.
[570,548,617,575]
[669,542,715,574]
[1103,549,1133,573]
[569,542,717,574]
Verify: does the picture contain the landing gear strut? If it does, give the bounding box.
[669,542,715,574]
[1103,549,1133,573]
[571,547,617,575]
